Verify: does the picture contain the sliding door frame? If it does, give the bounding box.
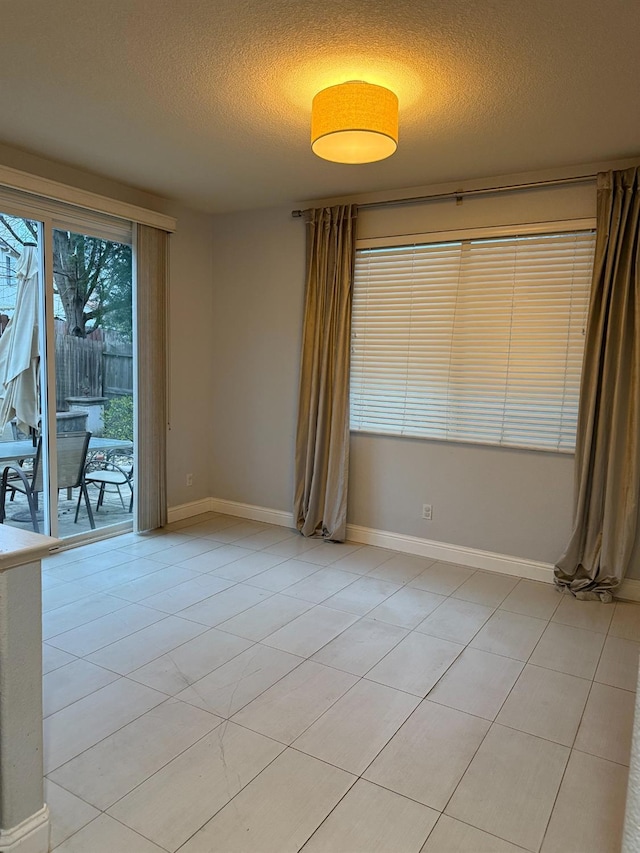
[0,189,136,541]
[0,173,174,544]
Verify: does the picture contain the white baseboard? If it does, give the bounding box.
[0,806,49,853]
[169,496,640,599]
[209,498,295,528]
[345,523,555,583]
[201,498,553,583]
[620,579,640,602]
[167,498,214,524]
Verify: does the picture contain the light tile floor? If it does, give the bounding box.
[41,513,639,852]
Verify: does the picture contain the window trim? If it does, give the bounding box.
[356,217,596,251]
[0,163,175,232]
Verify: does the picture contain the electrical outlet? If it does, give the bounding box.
[422,503,432,520]
[186,473,193,487]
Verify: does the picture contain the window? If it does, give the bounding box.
[350,228,596,451]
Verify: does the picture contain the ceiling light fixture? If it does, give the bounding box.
[311,81,398,165]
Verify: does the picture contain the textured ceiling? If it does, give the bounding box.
[2,0,639,212]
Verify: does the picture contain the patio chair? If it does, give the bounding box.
[84,450,133,514]
[0,430,95,533]
[0,422,22,501]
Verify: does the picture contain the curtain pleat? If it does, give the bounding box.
[293,205,357,541]
[555,168,640,601]
[135,223,168,531]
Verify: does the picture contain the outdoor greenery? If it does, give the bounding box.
[0,214,132,339]
[103,395,134,442]
[53,230,132,339]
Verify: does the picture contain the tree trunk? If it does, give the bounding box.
[53,230,87,337]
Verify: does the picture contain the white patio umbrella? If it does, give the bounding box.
[0,243,40,434]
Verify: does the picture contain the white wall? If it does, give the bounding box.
[210,208,305,511]
[166,205,214,507]
[348,435,575,562]
[209,178,600,566]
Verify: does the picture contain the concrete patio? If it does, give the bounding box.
[1,482,133,539]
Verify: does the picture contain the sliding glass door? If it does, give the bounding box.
[0,204,135,540]
[52,226,134,538]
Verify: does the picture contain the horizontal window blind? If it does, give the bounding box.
[350,229,596,451]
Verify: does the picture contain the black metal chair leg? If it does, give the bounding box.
[0,472,7,523]
[26,489,39,534]
[116,486,126,510]
[1,465,40,533]
[82,483,95,529]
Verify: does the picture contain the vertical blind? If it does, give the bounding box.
[350,229,596,451]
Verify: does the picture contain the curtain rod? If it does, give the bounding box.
[291,174,597,218]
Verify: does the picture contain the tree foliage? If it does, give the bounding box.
[0,215,132,339]
[53,230,132,339]
[103,395,134,442]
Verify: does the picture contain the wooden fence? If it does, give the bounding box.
[54,333,133,410]
[103,340,134,397]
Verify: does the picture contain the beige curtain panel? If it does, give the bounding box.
[294,204,358,541]
[136,223,169,532]
[555,167,640,601]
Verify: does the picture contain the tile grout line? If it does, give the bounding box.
[275,591,516,843]
[484,591,613,852]
[46,609,178,661]
[42,518,635,851]
[166,739,325,852]
[50,671,326,848]
[42,596,133,642]
[44,551,169,585]
[47,701,229,813]
[386,587,568,850]
[121,552,461,844]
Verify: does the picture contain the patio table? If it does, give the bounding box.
[0,437,134,526]
[0,437,133,466]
